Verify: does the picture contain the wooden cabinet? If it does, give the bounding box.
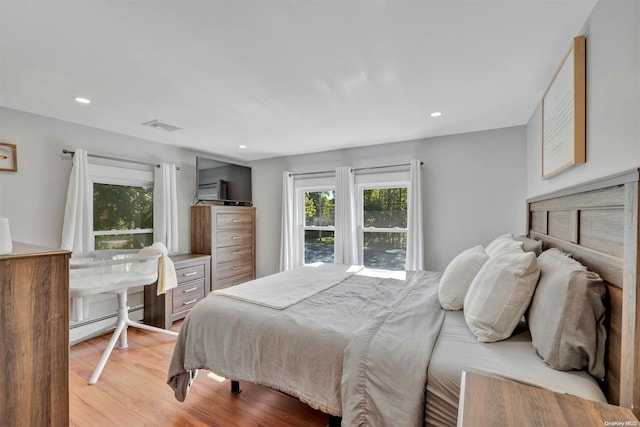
[144,254,211,330]
[191,205,256,291]
[0,242,71,426]
[457,371,639,426]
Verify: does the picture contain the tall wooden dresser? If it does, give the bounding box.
[191,205,256,290]
[0,242,71,426]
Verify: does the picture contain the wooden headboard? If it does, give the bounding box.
[527,168,640,415]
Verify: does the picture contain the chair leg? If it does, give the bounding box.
[127,320,178,337]
[88,289,177,385]
[116,291,129,349]
[88,318,127,384]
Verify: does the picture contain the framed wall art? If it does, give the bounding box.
[542,35,586,179]
[0,142,17,172]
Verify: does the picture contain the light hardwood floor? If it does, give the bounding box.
[70,322,329,426]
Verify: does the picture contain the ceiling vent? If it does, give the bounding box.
[142,119,182,132]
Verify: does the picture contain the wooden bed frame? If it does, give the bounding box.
[527,168,640,416]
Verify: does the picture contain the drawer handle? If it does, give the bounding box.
[232,251,241,255]
[232,266,241,271]
[232,236,241,240]
[183,286,198,293]
[183,271,198,277]
[232,219,242,223]
[232,281,242,286]
[183,299,198,306]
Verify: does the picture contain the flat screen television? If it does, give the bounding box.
[196,156,252,205]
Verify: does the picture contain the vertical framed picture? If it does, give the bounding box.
[0,143,17,172]
[542,35,586,179]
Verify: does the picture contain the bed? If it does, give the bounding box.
[168,168,640,425]
[169,264,445,425]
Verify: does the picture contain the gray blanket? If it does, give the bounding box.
[342,271,445,426]
[167,267,444,426]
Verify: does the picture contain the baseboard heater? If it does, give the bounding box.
[69,304,143,345]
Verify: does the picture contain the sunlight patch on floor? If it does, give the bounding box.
[207,372,227,383]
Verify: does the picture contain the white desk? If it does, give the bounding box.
[69,250,178,384]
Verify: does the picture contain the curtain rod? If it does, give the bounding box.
[288,161,422,178]
[62,149,180,170]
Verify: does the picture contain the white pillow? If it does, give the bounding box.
[464,250,540,342]
[438,245,490,311]
[485,233,523,256]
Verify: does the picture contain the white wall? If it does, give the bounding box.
[0,107,220,340]
[0,106,201,251]
[526,0,640,197]
[1,109,526,335]
[250,126,527,275]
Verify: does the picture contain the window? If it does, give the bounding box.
[301,189,335,263]
[359,186,408,270]
[285,167,416,271]
[93,183,154,250]
[90,163,154,250]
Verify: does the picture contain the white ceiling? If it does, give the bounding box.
[0,0,597,161]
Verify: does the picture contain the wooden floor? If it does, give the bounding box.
[70,322,329,427]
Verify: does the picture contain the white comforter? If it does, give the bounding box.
[167,265,444,426]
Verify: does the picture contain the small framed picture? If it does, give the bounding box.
[0,142,17,172]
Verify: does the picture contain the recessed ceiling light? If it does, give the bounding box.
[74,97,91,104]
[430,111,442,118]
[239,145,247,149]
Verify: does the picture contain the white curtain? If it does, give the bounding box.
[334,166,358,265]
[405,159,424,271]
[279,171,298,271]
[61,149,92,321]
[61,148,91,253]
[154,162,180,255]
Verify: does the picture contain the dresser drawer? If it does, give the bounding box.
[216,229,253,248]
[144,253,211,329]
[216,213,254,230]
[216,245,253,264]
[214,272,254,290]
[175,264,205,284]
[216,260,253,280]
[172,279,206,313]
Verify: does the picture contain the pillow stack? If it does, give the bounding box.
[438,233,540,342]
[438,234,526,313]
[438,234,607,379]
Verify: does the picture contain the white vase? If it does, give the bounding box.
[0,218,13,255]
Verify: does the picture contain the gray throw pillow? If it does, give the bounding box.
[526,248,607,379]
[516,235,543,256]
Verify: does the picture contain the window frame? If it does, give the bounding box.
[356,181,409,269]
[89,163,154,251]
[296,185,336,265]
